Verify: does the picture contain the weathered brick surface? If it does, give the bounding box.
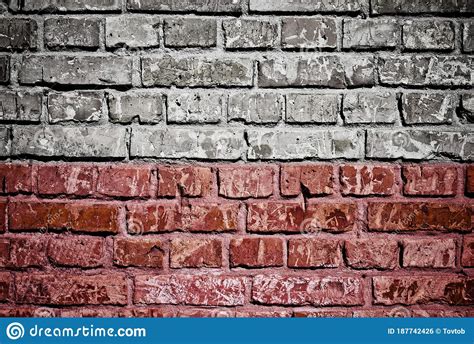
[48,91,104,123]
[45,18,100,49]
[402,238,456,268]
[343,19,399,49]
[1,0,473,319]
[252,275,364,306]
[373,276,473,305]
[286,94,339,124]
[107,92,164,124]
[228,93,283,124]
[403,20,455,51]
[224,19,278,49]
[343,92,397,124]
[114,238,164,268]
[134,275,246,306]
[170,238,222,268]
[20,55,133,86]
[164,18,216,48]
[127,0,242,13]
[0,18,37,50]
[107,16,160,48]
[167,93,223,124]
[259,56,375,88]
[0,91,41,122]
[345,239,399,269]
[403,165,458,196]
[282,18,337,49]
[402,93,455,125]
[142,56,253,87]
[288,238,342,268]
[230,237,283,268]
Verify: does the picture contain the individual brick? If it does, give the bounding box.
[8,237,47,268]
[464,22,474,53]
[131,128,245,160]
[48,91,104,123]
[114,238,164,268]
[230,237,284,268]
[402,238,456,268]
[252,275,364,306]
[127,0,242,13]
[247,129,364,160]
[247,202,356,233]
[345,239,399,269]
[167,93,223,124]
[0,55,9,83]
[44,18,100,49]
[343,19,399,49]
[0,272,10,301]
[367,202,472,232]
[403,20,454,51]
[106,16,160,48]
[286,94,339,124]
[295,310,353,318]
[249,0,365,12]
[403,165,458,196]
[467,166,474,195]
[10,0,121,12]
[0,91,42,122]
[12,126,128,158]
[134,275,246,306]
[259,56,374,88]
[142,56,253,87]
[461,93,474,123]
[0,128,9,156]
[170,238,222,268]
[280,165,333,196]
[37,164,95,196]
[366,130,473,161]
[0,164,32,194]
[378,56,472,87]
[164,18,216,48]
[126,203,181,234]
[282,18,337,49]
[228,93,283,124]
[47,237,104,268]
[288,238,342,268]
[9,201,120,234]
[340,165,397,196]
[235,310,292,318]
[97,165,153,198]
[182,203,240,233]
[108,92,163,124]
[16,274,128,305]
[223,19,278,49]
[157,166,212,198]
[20,55,132,86]
[219,166,274,199]
[343,92,397,124]
[373,276,473,305]
[371,0,472,14]
[462,236,474,267]
[0,18,37,50]
[401,93,456,125]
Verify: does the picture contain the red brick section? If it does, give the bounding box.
[0,162,472,318]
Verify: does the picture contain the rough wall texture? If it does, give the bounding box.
[0,0,473,318]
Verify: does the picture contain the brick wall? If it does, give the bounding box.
[0,0,472,317]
